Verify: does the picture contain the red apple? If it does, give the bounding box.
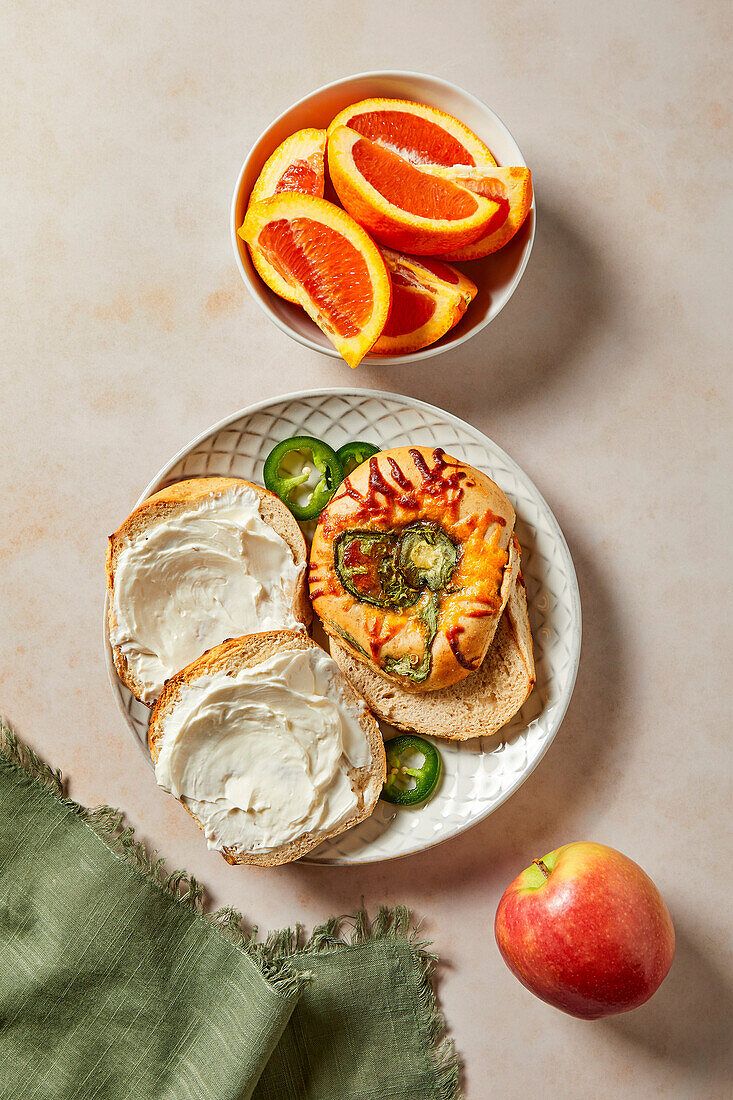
[494,842,675,1019]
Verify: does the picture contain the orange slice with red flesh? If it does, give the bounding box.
[327,97,497,168]
[327,126,501,255]
[240,193,391,368]
[372,249,478,356]
[422,166,533,260]
[245,129,327,302]
[249,129,326,202]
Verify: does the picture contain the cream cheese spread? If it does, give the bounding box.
[153,648,372,855]
[110,486,302,702]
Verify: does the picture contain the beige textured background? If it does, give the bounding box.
[1,3,731,1096]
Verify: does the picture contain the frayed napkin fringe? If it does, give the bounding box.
[0,723,461,1098]
[291,907,461,1100]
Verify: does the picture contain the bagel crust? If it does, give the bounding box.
[309,447,517,692]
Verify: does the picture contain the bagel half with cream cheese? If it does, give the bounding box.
[107,477,310,705]
[329,571,535,740]
[309,447,518,693]
[148,630,386,866]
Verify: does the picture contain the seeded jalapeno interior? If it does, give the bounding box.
[381,735,443,806]
[263,435,343,521]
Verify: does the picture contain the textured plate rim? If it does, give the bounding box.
[104,387,581,863]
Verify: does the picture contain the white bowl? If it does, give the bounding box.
[231,71,536,366]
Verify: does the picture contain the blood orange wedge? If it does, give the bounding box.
[245,129,327,302]
[373,249,478,356]
[423,166,533,260]
[327,126,500,255]
[328,98,496,168]
[239,193,391,368]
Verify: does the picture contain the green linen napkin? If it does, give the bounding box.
[0,727,460,1100]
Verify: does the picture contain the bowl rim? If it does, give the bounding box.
[230,69,536,366]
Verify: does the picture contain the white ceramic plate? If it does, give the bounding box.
[231,71,536,366]
[105,389,580,864]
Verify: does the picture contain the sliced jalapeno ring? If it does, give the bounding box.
[398,522,458,591]
[263,435,343,522]
[335,530,420,609]
[380,735,442,806]
[336,440,379,478]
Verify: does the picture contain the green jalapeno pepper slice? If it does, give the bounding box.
[335,530,421,609]
[381,735,443,806]
[263,435,343,521]
[397,522,458,591]
[336,440,380,479]
[382,591,439,684]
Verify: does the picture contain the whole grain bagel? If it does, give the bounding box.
[309,447,518,692]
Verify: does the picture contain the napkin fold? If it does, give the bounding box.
[0,726,460,1100]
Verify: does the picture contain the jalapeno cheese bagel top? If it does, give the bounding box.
[309,447,519,692]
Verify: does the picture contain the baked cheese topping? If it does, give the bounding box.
[309,448,513,687]
[110,486,301,702]
[153,648,371,855]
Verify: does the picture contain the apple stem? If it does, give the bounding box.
[533,858,551,880]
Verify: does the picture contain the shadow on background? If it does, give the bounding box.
[357,201,609,423]
[605,924,733,1079]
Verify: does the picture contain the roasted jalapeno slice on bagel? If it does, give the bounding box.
[382,591,439,684]
[381,735,442,806]
[336,440,380,478]
[335,530,421,608]
[263,435,343,521]
[397,522,458,590]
